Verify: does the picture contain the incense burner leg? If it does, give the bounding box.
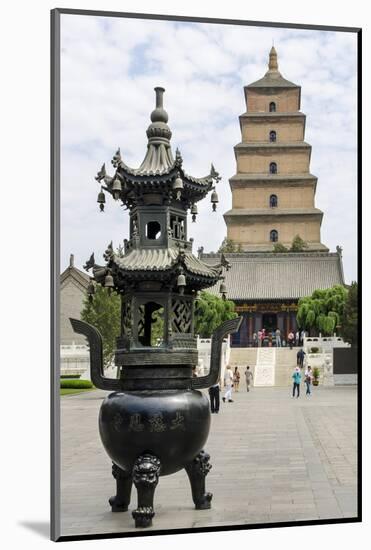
[109,463,132,512]
[132,454,161,528]
[185,450,212,510]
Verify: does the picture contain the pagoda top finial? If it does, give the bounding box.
[145,86,172,145]
[151,87,168,124]
[268,46,278,71]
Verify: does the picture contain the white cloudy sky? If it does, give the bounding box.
[60,14,358,283]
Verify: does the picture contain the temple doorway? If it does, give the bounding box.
[262,313,277,333]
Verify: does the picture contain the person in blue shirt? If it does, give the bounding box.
[292,367,301,398]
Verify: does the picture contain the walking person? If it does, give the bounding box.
[252,332,257,347]
[208,379,220,413]
[295,330,300,346]
[262,328,266,346]
[245,366,253,392]
[222,365,234,403]
[300,329,306,346]
[233,366,240,392]
[288,331,294,350]
[298,348,306,368]
[292,366,301,398]
[275,327,281,347]
[304,366,313,396]
[258,329,263,347]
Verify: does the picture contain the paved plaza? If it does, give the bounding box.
[60,385,357,536]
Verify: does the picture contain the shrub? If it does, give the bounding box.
[273,243,288,253]
[310,347,319,353]
[60,379,93,389]
[312,367,320,380]
[60,374,81,379]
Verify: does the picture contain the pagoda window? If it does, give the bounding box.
[269,130,277,142]
[270,230,278,242]
[146,221,161,240]
[269,194,278,208]
[269,102,276,112]
[269,162,277,174]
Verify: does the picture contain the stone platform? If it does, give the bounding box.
[60,385,357,537]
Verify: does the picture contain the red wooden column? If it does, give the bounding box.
[248,315,253,344]
[285,311,290,338]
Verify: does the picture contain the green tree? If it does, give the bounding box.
[195,291,237,337]
[290,234,308,252]
[296,285,348,336]
[218,237,243,253]
[272,235,308,253]
[273,243,289,253]
[81,286,121,367]
[150,307,164,346]
[341,281,358,346]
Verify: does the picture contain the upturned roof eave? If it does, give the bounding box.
[117,162,215,189]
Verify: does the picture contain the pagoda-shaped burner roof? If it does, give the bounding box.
[113,248,222,277]
[95,87,220,208]
[88,245,225,293]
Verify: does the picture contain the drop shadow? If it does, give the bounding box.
[18,521,50,539]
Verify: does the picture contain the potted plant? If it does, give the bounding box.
[312,367,320,386]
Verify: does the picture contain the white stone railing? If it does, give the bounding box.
[196,335,230,381]
[302,336,350,386]
[60,342,90,377]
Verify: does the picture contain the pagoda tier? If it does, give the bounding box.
[95,87,221,212]
[85,243,226,295]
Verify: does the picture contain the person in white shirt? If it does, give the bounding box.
[304,366,313,396]
[245,366,253,392]
[222,365,234,403]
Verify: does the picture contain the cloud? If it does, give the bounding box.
[60,14,357,282]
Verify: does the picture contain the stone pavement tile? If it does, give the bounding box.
[244,514,270,524]
[335,495,358,516]
[315,498,343,517]
[269,513,296,523]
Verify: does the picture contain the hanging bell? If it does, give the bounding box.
[97,187,106,211]
[177,271,186,294]
[173,172,184,200]
[219,279,227,300]
[191,203,198,222]
[104,271,114,292]
[173,173,183,191]
[87,280,95,296]
[111,178,122,200]
[211,189,219,212]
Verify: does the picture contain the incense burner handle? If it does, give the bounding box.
[191,316,243,390]
[70,318,121,391]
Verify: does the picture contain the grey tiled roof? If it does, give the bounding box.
[60,266,90,289]
[201,252,344,301]
[246,71,298,89]
[114,248,221,277]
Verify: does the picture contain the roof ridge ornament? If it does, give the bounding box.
[112,147,122,168]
